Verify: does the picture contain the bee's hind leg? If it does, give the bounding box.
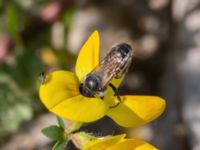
[108,83,121,108]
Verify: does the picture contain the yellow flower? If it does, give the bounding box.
[84,134,157,150]
[39,31,166,127]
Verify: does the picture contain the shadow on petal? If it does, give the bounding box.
[107,96,166,127]
[84,134,126,150]
[110,76,125,88]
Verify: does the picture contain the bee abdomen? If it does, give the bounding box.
[116,43,132,58]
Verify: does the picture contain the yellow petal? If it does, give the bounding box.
[84,134,126,150]
[107,96,166,127]
[51,95,106,122]
[39,70,106,122]
[104,77,125,102]
[75,31,100,82]
[110,76,124,88]
[39,70,80,109]
[107,139,158,150]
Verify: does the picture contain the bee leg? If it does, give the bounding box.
[98,91,105,100]
[99,95,104,100]
[109,83,121,108]
[100,96,104,100]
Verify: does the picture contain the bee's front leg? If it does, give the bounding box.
[98,91,104,100]
[108,83,121,108]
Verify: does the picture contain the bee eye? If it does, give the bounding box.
[85,75,99,91]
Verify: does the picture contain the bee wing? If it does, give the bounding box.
[87,43,133,90]
[89,47,127,89]
[114,50,133,79]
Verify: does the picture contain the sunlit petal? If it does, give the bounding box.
[51,95,106,122]
[75,31,100,82]
[39,70,80,109]
[39,70,106,122]
[107,139,158,150]
[110,76,124,88]
[104,77,125,101]
[107,96,166,127]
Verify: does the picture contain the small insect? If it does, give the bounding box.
[39,72,46,84]
[80,43,133,108]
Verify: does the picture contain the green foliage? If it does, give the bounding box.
[0,73,33,136]
[0,0,76,145]
[56,116,65,129]
[53,140,66,150]
[42,122,67,150]
[42,125,64,141]
[5,4,22,45]
[63,6,76,33]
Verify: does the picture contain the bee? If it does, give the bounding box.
[80,43,133,108]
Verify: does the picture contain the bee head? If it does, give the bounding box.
[80,74,101,97]
[85,75,100,91]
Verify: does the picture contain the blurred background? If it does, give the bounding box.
[0,0,200,149]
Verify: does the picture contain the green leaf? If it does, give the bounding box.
[42,125,64,141]
[5,4,23,45]
[53,140,66,150]
[56,116,65,129]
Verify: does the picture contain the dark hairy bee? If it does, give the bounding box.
[80,43,133,108]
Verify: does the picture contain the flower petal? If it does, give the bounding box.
[75,31,100,82]
[104,77,125,101]
[110,76,124,88]
[39,70,80,109]
[107,139,158,150]
[84,134,126,150]
[51,95,106,122]
[107,96,166,127]
[39,70,106,122]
